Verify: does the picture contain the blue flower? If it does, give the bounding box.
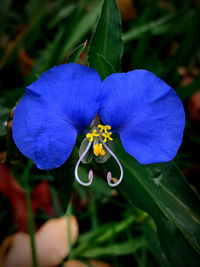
[12,63,185,187]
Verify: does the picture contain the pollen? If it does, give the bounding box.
[94,143,106,156]
[102,132,113,143]
[98,124,111,133]
[86,129,99,142]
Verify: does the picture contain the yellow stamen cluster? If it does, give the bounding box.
[98,125,111,133]
[98,125,113,143]
[86,130,99,142]
[94,143,106,157]
[102,132,113,143]
[86,124,113,157]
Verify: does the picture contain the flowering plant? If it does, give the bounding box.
[12,63,185,187]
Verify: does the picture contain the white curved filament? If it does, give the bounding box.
[75,141,93,186]
[102,142,123,187]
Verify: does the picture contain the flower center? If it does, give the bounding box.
[74,124,123,187]
[86,124,113,156]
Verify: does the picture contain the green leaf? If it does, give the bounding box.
[47,3,76,29]
[74,215,136,256]
[105,138,200,266]
[56,1,102,64]
[79,238,146,258]
[88,0,123,79]
[122,13,175,43]
[96,53,116,80]
[66,41,87,64]
[143,222,171,267]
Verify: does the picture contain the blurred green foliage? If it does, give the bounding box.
[0,0,200,266]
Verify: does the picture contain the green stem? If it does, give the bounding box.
[24,161,38,267]
[50,185,63,217]
[66,202,73,259]
[26,188,38,267]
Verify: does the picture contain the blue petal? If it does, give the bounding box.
[12,63,102,169]
[99,70,185,164]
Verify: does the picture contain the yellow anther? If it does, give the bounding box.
[94,143,106,156]
[93,143,99,156]
[99,143,106,156]
[86,130,99,142]
[86,133,93,142]
[92,129,99,137]
[98,124,111,133]
[102,132,113,143]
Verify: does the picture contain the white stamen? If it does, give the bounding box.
[75,141,93,186]
[102,142,123,187]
